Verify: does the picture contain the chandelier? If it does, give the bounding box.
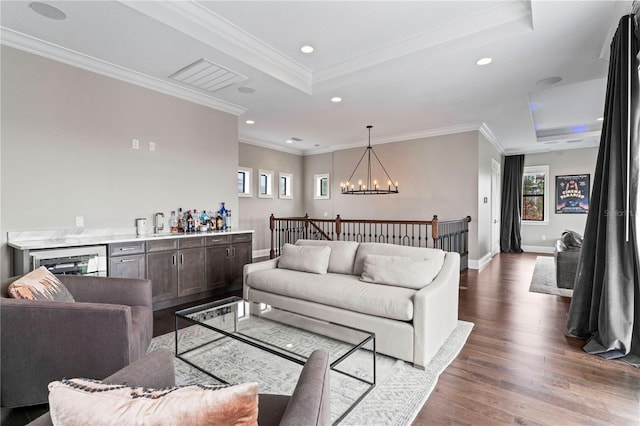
[341,125,399,195]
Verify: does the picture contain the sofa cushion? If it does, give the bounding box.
[361,255,440,289]
[561,230,583,248]
[295,240,359,274]
[246,269,415,321]
[353,242,446,276]
[48,378,258,425]
[278,244,331,274]
[7,266,75,302]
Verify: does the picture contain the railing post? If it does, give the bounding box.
[304,213,309,239]
[431,215,439,239]
[336,215,342,240]
[269,213,275,259]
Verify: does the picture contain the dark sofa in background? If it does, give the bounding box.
[554,230,583,289]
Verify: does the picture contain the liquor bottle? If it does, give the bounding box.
[186,210,194,233]
[169,211,178,233]
[177,208,184,233]
[226,210,232,230]
[193,209,200,229]
[215,212,223,230]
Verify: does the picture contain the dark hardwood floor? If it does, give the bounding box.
[413,252,640,426]
[3,253,638,425]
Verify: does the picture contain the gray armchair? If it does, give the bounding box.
[28,348,331,426]
[0,275,153,408]
[554,230,583,289]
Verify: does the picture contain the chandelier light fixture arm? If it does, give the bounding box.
[341,125,399,195]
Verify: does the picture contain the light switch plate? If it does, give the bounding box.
[75,216,84,227]
[132,139,139,149]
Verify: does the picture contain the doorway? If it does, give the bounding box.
[491,158,501,256]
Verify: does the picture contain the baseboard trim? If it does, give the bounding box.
[253,248,270,260]
[468,252,492,270]
[522,245,554,254]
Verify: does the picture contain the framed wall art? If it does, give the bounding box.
[555,174,590,214]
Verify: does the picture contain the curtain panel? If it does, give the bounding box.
[566,14,640,368]
[500,155,525,253]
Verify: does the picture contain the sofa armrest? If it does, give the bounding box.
[27,349,176,426]
[0,298,135,407]
[243,258,279,299]
[60,275,152,308]
[412,252,460,369]
[279,349,331,426]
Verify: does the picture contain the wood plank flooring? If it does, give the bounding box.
[413,253,640,426]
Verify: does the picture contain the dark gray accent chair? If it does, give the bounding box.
[28,348,331,426]
[0,275,153,408]
[554,230,583,289]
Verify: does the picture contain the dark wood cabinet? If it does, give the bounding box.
[205,233,252,288]
[107,232,251,309]
[108,242,146,279]
[146,250,178,304]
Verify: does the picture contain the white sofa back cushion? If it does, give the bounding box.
[278,243,331,274]
[354,243,446,276]
[361,254,440,289]
[295,239,359,274]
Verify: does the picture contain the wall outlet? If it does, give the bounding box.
[75,216,84,227]
[149,141,156,151]
[132,139,139,150]
[541,234,546,240]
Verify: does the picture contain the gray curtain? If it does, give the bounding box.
[566,14,639,368]
[500,155,524,253]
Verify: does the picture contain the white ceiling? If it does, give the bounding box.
[0,0,632,155]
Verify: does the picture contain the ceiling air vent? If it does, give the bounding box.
[169,59,248,93]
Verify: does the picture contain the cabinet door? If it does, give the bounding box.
[147,251,178,303]
[178,248,205,297]
[205,246,229,290]
[109,254,146,279]
[230,242,252,286]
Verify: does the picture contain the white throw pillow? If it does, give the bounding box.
[48,378,258,426]
[277,243,331,274]
[360,254,440,289]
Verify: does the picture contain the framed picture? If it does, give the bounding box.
[556,174,590,214]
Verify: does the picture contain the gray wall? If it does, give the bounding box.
[521,147,598,249]
[238,143,305,252]
[1,46,239,278]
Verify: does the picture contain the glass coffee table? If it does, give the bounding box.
[175,296,376,424]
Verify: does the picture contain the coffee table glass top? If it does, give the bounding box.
[175,296,376,425]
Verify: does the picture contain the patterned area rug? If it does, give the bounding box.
[529,256,573,297]
[149,320,473,425]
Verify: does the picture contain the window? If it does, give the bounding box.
[258,169,273,198]
[238,167,252,197]
[522,165,549,223]
[279,173,293,199]
[314,174,330,200]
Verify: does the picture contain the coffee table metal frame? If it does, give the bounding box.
[175,296,376,425]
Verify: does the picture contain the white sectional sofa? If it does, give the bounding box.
[243,239,460,368]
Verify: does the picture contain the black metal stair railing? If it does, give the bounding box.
[269,214,471,272]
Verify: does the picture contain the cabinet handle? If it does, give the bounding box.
[172,255,176,266]
[232,247,236,257]
[180,254,184,264]
[226,248,230,259]
[119,247,136,251]
[119,259,136,263]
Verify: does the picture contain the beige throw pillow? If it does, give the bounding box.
[48,378,258,426]
[8,266,75,302]
[360,254,440,289]
[277,243,331,274]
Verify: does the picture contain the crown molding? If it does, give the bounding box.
[479,122,505,154]
[239,138,304,156]
[121,0,312,95]
[1,28,247,116]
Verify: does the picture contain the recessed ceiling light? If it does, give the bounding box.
[286,140,293,144]
[300,45,314,54]
[29,1,66,20]
[476,57,492,66]
[238,87,255,94]
[536,76,562,87]
[597,117,604,121]
[331,97,342,103]
[245,120,255,124]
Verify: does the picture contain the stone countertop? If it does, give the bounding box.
[8,228,254,251]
